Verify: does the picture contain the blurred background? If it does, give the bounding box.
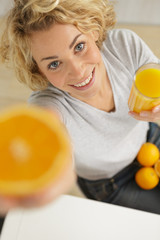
[0,0,160,209]
[115,0,160,25]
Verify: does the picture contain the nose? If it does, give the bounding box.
[67,59,85,80]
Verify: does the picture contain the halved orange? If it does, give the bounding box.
[0,105,72,196]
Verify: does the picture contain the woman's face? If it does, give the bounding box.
[30,23,106,102]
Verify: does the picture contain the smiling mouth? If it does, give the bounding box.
[70,68,95,89]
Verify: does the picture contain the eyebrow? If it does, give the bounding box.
[69,33,82,49]
[41,33,82,62]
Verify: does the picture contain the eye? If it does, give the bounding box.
[75,42,85,52]
[48,61,60,70]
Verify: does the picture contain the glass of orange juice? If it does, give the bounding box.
[128,63,160,113]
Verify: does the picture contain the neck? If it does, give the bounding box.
[83,68,115,112]
[85,84,114,112]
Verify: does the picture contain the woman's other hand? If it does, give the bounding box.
[128,105,160,122]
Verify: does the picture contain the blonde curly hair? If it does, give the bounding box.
[0,0,116,90]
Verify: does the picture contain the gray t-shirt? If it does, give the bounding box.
[29,29,160,180]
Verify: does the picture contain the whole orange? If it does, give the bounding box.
[137,142,159,167]
[135,167,159,190]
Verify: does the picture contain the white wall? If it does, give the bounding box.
[0,0,14,17]
[115,0,160,25]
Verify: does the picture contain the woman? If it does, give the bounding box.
[1,0,160,214]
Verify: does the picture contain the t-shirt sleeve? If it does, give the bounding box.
[105,29,160,74]
[28,88,64,122]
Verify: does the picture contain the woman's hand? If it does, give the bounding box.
[128,105,160,122]
[0,167,76,216]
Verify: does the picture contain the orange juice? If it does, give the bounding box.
[128,63,160,113]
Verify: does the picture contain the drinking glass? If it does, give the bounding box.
[128,63,160,113]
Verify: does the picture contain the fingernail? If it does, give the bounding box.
[153,106,160,113]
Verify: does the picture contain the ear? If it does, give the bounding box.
[91,31,99,42]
